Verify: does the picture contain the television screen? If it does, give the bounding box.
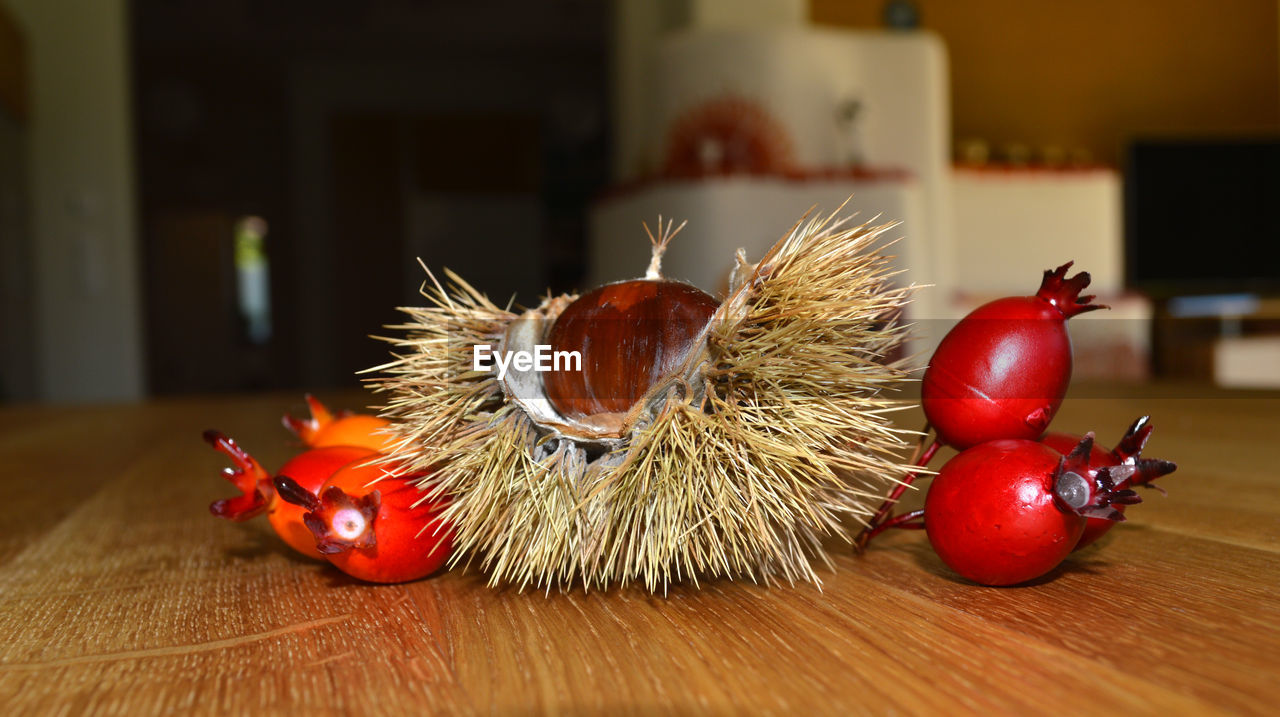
[1125,138,1280,298]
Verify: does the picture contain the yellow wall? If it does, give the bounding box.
[811,0,1280,164]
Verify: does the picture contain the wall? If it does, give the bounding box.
[6,0,144,402]
[811,0,1280,165]
[0,4,23,119]
[0,5,34,401]
[0,105,35,401]
[611,0,808,181]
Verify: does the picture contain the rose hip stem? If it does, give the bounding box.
[855,426,940,550]
[861,509,926,542]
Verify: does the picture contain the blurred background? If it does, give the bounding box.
[1,0,1278,404]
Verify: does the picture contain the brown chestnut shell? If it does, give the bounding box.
[543,279,719,421]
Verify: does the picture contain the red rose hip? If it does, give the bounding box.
[276,460,454,584]
[922,262,1105,449]
[204,429,377,560]
[281,394,395,453]
[924,436,1139,586]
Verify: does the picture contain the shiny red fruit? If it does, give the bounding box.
[1042,416,1176,550]
[268,446,378,559]
[543,279,718,420]
[922,262,1104,449]
[205,430,376,561]
[276,461,454,584]
[282,394,395,453]
[925,439,1086,586]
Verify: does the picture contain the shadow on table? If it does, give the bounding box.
[893,528,1123,587]
[220,520,320,565]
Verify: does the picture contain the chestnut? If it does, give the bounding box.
[543,279,719,420]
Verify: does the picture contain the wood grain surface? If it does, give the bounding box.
[1,387,1277,715]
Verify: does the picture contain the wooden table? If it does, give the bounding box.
[2,386,1278,714]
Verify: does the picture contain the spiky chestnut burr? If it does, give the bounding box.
[370,206,919,591]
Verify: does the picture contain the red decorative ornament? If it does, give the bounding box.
[276,460,454,584]
[921,262,1105,450]
[924,435,1140,586]
[661,95,795,178]
[282,394,395,453]
[205,429,377,560]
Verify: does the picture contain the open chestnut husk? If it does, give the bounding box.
[372,208,918,591]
